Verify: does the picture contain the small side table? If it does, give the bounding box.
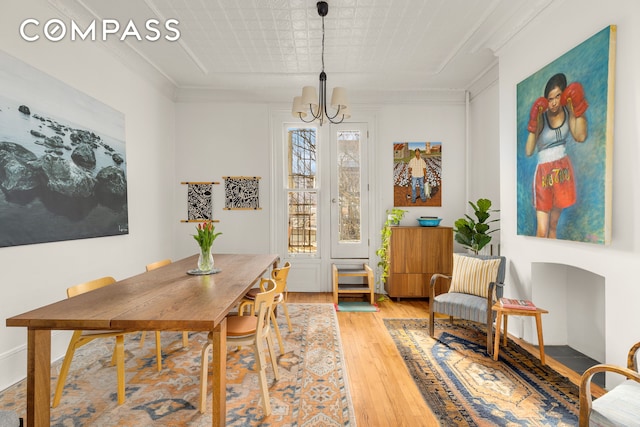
[332,263,375,304]
[492,302,549,365]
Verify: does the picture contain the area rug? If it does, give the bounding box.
[0,303,356,426]
[384,318,579,426]
[335,302,379,312]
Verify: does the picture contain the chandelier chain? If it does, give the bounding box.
[321,14,325,73]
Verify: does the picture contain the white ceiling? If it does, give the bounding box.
[50,0,556,102]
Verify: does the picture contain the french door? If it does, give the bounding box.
[274,116,371,292]
[330,123,369,259]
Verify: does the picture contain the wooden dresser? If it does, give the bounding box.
[384,226,453,300]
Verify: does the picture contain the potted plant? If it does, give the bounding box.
[453,198,499,254]
[375,208,407,286]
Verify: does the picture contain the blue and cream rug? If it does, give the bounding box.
[0,303,356,426]
[385,318,580,426]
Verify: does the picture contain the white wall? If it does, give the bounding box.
[468,67,501,247]
[172,103,272,259]
[0,0,176,390]
[498,0,640,388]
[376,103,468,230]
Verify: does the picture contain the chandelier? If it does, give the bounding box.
[291,1,350,126]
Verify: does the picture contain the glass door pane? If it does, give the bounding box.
[331,123,368,259]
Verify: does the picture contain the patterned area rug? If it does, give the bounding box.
[0,303,355,426]
[384,318,579,426]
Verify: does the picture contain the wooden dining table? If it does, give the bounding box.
[6,252,280,427]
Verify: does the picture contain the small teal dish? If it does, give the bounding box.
[417,217,442,227]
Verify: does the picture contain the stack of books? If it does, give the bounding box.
[499,297,537,310]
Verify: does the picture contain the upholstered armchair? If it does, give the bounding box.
[429,253,506,354]
[579,341,640,426]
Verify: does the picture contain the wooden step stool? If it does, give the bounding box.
[332,263,374,305]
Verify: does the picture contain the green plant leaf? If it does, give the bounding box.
[476,198,491,211]
[454,198,499,254]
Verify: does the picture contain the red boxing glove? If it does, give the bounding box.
[528,97,548,133]
[561,82,588,117]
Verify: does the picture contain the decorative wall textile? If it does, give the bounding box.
[180,181,219,223]
[223,176,261,210]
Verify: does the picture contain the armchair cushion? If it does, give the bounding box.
[590,380,640,426]
[432,292,489,324]
[449,254,502,298]
[0,411,20,427]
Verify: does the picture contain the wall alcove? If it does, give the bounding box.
[528,262,606,365]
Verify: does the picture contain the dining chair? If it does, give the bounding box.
[238,262,292,354]
[142,259,189,371]
[199,278,280,415]
[53,276,135,407]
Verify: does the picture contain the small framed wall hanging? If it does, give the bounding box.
[223,176,261,210]
[180,181,220,222]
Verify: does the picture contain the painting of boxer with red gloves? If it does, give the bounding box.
[524,73,589,239]
[517,25,615,244]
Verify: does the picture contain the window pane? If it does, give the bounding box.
[287,127,318,255]
[288,191,317,254]
[337,130,361,243]
[288,128,316,189]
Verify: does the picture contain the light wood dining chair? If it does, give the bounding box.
[199,278,280,415]
[53,277,134,407]
[238,262,291,354]
[142,259,189,371]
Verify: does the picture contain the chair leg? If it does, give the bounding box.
[139,331,147,348]
[271,311,285,354]
[115,334,125,405]
[265,333,280,381]
[155,331,162,371]
[428,310,435,338]
[486,312,494,355]
[254,342,272,416]
[199,340,213,414]
[281,302,293,332]
[53,331,83,408]
[182,331,189,347]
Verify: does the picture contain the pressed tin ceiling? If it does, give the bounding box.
[47,0,556,102]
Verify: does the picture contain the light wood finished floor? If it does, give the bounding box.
[287,293,604,427]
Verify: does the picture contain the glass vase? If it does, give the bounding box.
[197,245,214,272]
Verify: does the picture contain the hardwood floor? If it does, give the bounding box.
[287,292,603,427]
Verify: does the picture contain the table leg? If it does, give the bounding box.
[535,313,546,365]
[115,335,125,404]
[503,315,508,346]
[27,329,51,427]
[211,318,227,427]
[493,311,502,361]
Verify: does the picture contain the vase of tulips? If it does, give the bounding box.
[193,221,222,272]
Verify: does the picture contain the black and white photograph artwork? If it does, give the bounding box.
[224,177,260,210]
[0,51,128,247]
[187,183,213,220]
